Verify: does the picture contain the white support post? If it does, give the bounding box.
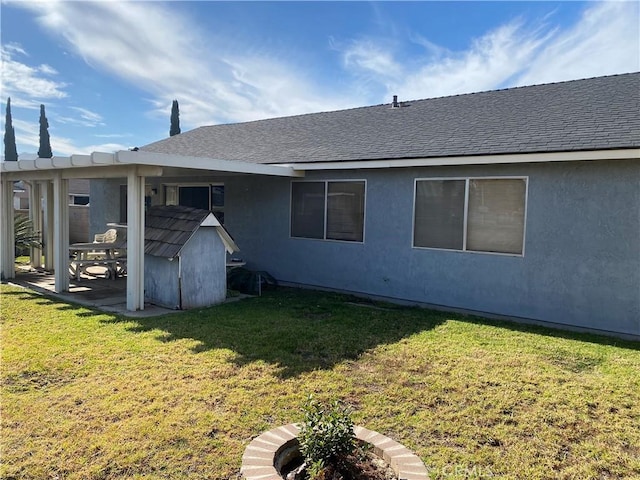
[126,168,145,311]
[53,173,69,292]
[43,181,55,271]
[29,182,43,268]
[0,180,16,280]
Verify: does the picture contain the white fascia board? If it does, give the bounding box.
[278,148,640,171]
[91,152,117,164]
[1,163,163,181]
[1,161,21,172]
[216,226,240,253]
[71,154,92,166]
[35,158,55,169]
[116,150,304,177]
[18,159,37,170]
[52,156,73,168]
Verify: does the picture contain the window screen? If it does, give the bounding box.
[467,179,526,254]
[414,180,465,250]
[327,182,365,242]
[413,177,526,255]
[291,182,325,239]
[291,181,365,242]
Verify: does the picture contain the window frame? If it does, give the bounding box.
[163,182,225,221]
[290,179,367,244]
[412,176,528,257]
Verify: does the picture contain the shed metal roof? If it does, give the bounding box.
[140,73,640,164]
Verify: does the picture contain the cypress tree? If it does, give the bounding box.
[170,99,181,136]
[4,97,18,161]
[38,104,53,158]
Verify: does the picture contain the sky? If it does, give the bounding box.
[1,1,639,159]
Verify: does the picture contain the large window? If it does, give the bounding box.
[291,180,365,242]
[413,177,527,255]
[165,184,224,223]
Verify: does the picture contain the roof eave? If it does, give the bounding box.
[275,148,640,171]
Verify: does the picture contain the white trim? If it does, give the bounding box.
[290,179,367,244]
[412,176,528,257]
[277,148,640,171]
[1,165,163,181]
[1,149,303,178]
[201,212,221,227]
[116,150,304,177]
[462,179,469,251]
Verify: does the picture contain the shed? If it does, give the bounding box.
[143,205,238,309]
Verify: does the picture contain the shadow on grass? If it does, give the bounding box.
[5,285,638,379]
[98,287,638,377]
[100,288,447,378]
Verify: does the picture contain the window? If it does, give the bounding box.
[164,184,225,223]
[70,195,90,206]
[291,181,365,242]
[413,177,527,255]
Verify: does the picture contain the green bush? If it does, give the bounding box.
[298,396,355,474]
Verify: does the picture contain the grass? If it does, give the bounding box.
[1,284,639,480]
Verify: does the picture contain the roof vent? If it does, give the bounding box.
[391,95,399,108]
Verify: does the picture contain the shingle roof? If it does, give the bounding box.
[144,205,211,258]
[141,73,640,164]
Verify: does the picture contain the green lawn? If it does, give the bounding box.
[1,284,639,480]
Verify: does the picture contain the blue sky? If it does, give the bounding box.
[2,1,638,158]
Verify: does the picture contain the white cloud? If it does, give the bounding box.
[338,1,639,101]
[5,0,638,158]
[61,107,104,127]
[514,1,640,86]
[343,40,402,79]
[93,133,132,139]
[3,42,28,56]
[38,64,58,76]
[11,118,127,157]
[398,20,551,99]
[15,1,362,129]
[1,45,68,100]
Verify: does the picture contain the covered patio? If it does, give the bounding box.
[1,150,302,312]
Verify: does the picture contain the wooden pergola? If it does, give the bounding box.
[1,150,301,311]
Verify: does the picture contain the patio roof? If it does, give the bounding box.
[0,150,304,181]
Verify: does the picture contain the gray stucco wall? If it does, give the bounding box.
[223,159,639,337]
[90,159,639,336]
[89,178,124,239]
[180,228,226,309]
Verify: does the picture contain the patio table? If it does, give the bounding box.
[69,241,126,280]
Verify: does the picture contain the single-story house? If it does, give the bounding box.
[2,73,638,338]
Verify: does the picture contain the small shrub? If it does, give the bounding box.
[298,396,355,476]
[14,215,41,256]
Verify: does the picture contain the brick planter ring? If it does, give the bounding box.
[241,423,428,480]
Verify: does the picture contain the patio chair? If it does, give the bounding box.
[93,228,117,244]
[85,229,117,261]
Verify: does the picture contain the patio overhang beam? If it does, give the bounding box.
[1,165,163,182]
[1,153,163,181]
[116,150,305,177]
